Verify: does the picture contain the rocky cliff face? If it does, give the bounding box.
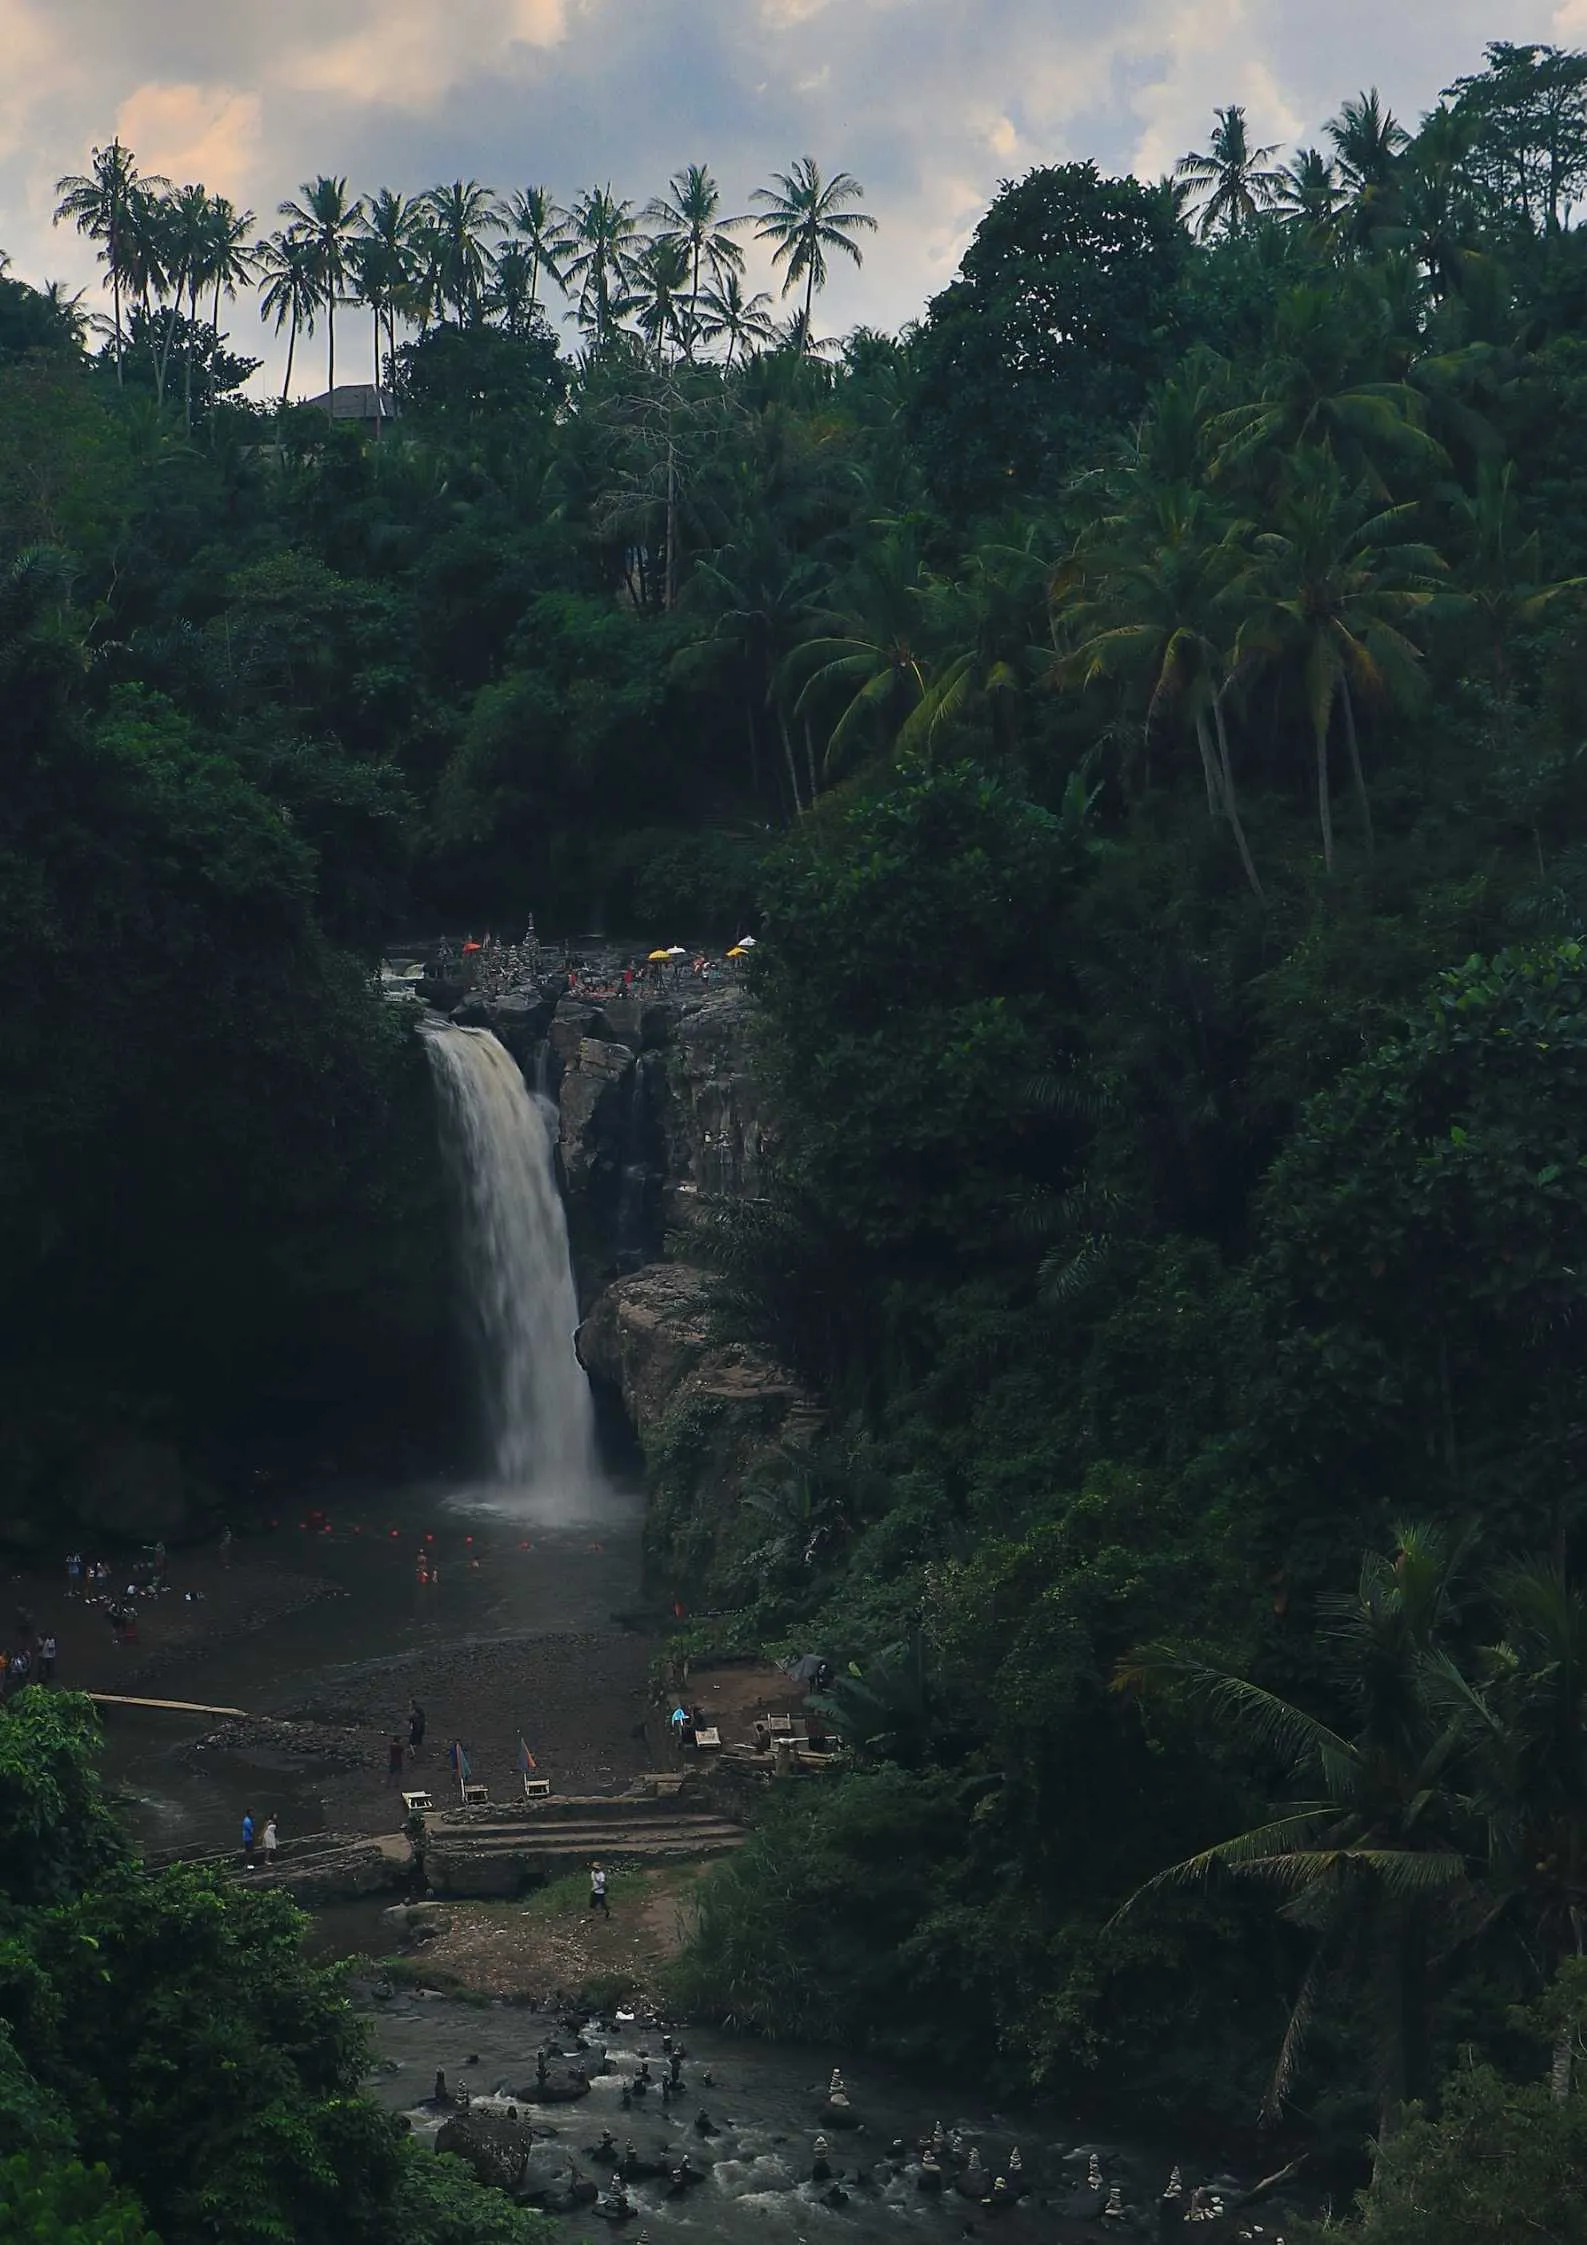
[577,1263,818,1597]
[472,981,775,1296]
[467,978,811,1594]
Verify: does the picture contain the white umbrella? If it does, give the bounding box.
[666,945,687,957]
[733,934,757,948]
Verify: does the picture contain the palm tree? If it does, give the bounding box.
[345,238,393,421]
[687,526,829,810]
[1231,447,1447,869]
[1061,485,1264,898]
[752,157,877,337]
[53,139,164,385]
[360,188,420,377]
[486,241,538,336]
[203,196,256,343]
[563,186,647,348]
[1442,1563,1587,2096]
[630,233,692,366]
[422,179,504,324]
[1210,283,1446,490]
[119,181,171,332]
[38,281,89,353]
[1447,456,1583,697]
[502,185,572,320]
[1176,105,1286,239]
[1403,105,1482,298]
[277,175,364,391]
[786,519,931,782]
[898,524,1049,766]
[1274,149,1347,242]
[697,271,776,368]
[645,165,747,355]
[160,183,214,430]
[1117,1526,1475,2132]
[1328,88,1411,251]
[256,231,319,404]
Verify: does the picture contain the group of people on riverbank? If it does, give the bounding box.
[240,1810,278,1868]
[2,1607,57,1694]
[58,1540,207,1653]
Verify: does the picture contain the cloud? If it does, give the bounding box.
[115,83,263,197]
[285,0,570,110]
[0,0,1569,393]
[0,0,78,163]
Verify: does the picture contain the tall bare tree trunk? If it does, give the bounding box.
[184,278,196,433]
[1212,692,1265,902]
[664,426,679,611]
[775,704,805,817]
[156,281,183,408]
[1316,714,1336,873]
[1192,709,1223,818]
[1340,673,1375,858]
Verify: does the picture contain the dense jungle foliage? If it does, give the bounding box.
[0,1692,556,2245]
[8,30,1587,2231]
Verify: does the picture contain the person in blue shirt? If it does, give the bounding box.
[241,1811,255,1867]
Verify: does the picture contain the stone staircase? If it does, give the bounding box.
[150,1830,414,1903]
[420,1788,747,1899]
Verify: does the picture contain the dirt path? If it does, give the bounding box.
[394,1865,710,2005]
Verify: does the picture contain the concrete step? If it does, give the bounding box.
[424,1792,714,1826]
[425,1821,743,1859]
[426,1811,741,1841]
[423,1811,747,1897]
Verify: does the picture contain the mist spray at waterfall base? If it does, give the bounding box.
[421,1020,605,1520]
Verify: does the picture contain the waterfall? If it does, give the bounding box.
[420,1021,600,1493]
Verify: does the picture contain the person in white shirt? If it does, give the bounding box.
[262,1816,278,1865]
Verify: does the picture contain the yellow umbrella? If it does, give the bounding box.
[726,946,748,959]
[647,949,671,963]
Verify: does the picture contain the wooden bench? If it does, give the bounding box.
[692,1727,722,1752]
[521,1777,551,1800]
[401,1790,434,1815]
[460,1782,490,1806]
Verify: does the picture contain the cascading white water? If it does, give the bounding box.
[420,1020,600,1493]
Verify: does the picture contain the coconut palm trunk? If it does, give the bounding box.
[1314,707,1336,873]
[775,704,805,816]
[1212,692,1265,901]
[156,281,183,409]
[281,311,297,406]
[184,272,198,431]
[111,256,124,385]
[1192,709,1222,815]
[1339,671,1375,857]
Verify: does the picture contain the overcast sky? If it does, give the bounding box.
[1,0,1580,395]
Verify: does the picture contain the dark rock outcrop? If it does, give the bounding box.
[658,988,774,1220]
[578,1264,819,1591]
